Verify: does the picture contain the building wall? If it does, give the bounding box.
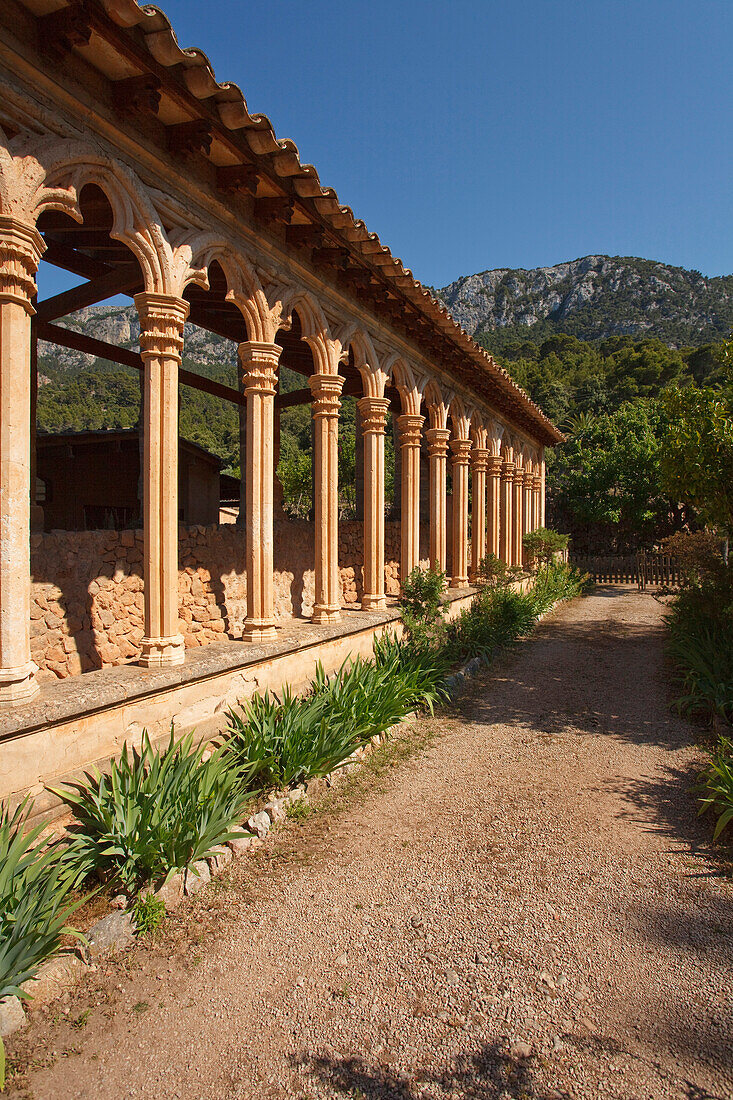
[29,518,425,681]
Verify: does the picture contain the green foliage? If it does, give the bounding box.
[664,565,733,725]
[475,553,523,589]
[0,800,85,1002]
[522,527,569,568]
[54,729,250,892]
[132,893,166,937]
[398,566,447,647]
[660,381,733,536]
[697,737,733,840]
[224,645,448,791]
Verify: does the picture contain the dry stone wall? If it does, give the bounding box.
[30,519,426,682]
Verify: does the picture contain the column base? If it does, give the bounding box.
[242,621,278,643]
[0,661,40,706]
[139,635,185,669]
[361,594,387,611]
[451,575,469,589]
[311,605,341,625]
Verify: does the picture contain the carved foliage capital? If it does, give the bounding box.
[0,215,45,313]
[487,455,504,477]
[309,372,344,418]
[470,447,490,474]
[501,459,516,482]
[357,396,390,435]
[239,340,282,396]
[397,413,425,449]
[449,438,472,465]
[134,292,189,364]
[425,426,450,458]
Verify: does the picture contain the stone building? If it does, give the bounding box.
[0,0,561,804]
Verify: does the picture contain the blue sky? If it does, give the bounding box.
[37,0,733,299]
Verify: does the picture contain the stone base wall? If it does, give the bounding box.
[30,518,426,682]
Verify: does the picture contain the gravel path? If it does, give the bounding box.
[10,588,733,1100]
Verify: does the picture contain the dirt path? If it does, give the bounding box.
[9,589,733,1100]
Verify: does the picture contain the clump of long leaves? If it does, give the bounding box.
[55,729,250,892]
[527,561,587,616]
[225,644,450,791]
[0,799,85,1001]
[697,736,733,839]
[664,566,733,724]
[225,686,346,790]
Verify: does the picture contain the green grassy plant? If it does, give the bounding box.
[132,893,166,936]
[664,565,733,724]
[697,736,733,839]
[54,729,251,892]
[0,800,85,1002]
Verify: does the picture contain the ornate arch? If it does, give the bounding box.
[270,284,337,373]
[1,133,174,294]
[345,328,387,397]
[448,395,472,441]
[469,409,488,450]
[424,377,450,429]
[383,353,424,415]
[487,418,505,456]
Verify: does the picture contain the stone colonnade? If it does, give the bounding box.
[0,150,546,706]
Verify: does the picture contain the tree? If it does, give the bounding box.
[660,381,733,536]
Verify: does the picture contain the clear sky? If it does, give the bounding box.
[37,0,733,299]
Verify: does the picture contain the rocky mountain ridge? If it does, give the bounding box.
[437,255,733,348]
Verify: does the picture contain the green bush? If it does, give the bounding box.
[523,527,569,569]
[475,553,524,589]
[55,729,251,892]
[398,565,448,648]
[697,736,733,839]
[664,564,733,724]
[225,645,450,791]
[0,800,85,1001]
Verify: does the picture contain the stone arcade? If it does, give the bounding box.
[0,0,561,807]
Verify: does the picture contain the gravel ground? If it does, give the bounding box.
[8,587,733,1100]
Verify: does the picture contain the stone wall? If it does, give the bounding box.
[30,519,425,682]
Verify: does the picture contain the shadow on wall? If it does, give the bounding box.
[29,518,420,681]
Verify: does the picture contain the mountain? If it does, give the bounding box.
[437,255,733,350]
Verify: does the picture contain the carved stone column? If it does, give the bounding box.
[539,456,546,527]
[499,459,514,565]
[487,455,502,560]
[512,466,524,568]
[533,474,543,530]
[469,448,489,581]
[357,396,389,610]
[426,426,450,573]
[310,373,344,623]
[449,438,471,587]
[0,216,44,704]
[397,413,424,581]
[135,293,188,668]
[240,340,282,641]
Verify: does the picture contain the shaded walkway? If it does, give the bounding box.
[10,589,733,1099]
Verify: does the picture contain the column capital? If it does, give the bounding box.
[309,372,345,417]
[238,339,283,368]
[425,426,450,458]
[449,437,472,465]
[397,412,425,448]
[533,474,543,491]
[470,447,490,474]
[501,459,516,481]
[357,395,390,434]
[487,454,504,477]
[134,292,189,364]
[0,215,45,314]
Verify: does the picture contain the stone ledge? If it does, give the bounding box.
[1,589,475,741]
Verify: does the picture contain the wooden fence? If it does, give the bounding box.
[569,551,683,589]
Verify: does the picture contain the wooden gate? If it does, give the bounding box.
[569,552,683,588]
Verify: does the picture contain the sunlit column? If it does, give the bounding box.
[512,465,524,568]
[469,447,489,581]
[310,372,345,623]
[426,426,450,573]
[239,340,282,641]
[499,458,515,565]
[487,455,502,560]
[357,396,389,610]
[449,438,472,586]
[398,412,424,581]
[0,215,44,704]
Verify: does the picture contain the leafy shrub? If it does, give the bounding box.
[475,553,524,589]
[0,800,85,1002]
[225,686,354,790]
[225,645,450,791]
[697,736,733,839]
[664,562,733,723]
[55,729,250,892]
[523,527,569,570]
[398,566,447,648]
